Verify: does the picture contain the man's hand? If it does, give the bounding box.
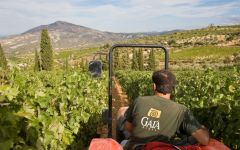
[191,127,209,145]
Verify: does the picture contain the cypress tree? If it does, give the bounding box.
[148,49,156,70]
[126,50,130,69]
[0,44,7,69]
[132,50,139,70]
[138,49,144,71]
[113,48,121,70]
[40,29,53,71]
[34,49,41,71]
[102,43,110,49]
[122,50,130,70]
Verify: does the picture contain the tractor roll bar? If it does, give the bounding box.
[108,44,169,138]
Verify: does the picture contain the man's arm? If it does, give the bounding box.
[123,101,136,135]
[180,110,210,145]
[117,106,134,134]
[191,126,209,145]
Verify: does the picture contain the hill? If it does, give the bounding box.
[129,24,240,47]
[2,24,240,70]
[0,21,171,55]
[124,24,240,69]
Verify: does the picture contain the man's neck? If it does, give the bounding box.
[155,92,171,100]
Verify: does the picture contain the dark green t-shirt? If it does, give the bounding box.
[125,96,201,142]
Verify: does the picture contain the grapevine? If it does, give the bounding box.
[0,69,107,149]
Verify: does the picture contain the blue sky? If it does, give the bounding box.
[0,0,239,35]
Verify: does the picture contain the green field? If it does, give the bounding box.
[54,47,100,59]
[169,46,240,60]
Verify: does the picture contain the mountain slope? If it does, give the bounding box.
[0,21,123,54]
[127,24,240,48]
[0,21,172,55]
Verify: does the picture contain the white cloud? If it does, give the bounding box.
[0,0,239,35]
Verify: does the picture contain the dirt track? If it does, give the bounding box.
[112,77,129,139]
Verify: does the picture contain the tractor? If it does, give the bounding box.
[88,44,230,150]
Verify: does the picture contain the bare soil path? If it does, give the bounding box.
[112,76,129,139]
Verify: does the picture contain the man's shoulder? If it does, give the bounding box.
[131,96,155,107]
[162,98,186,109]
[135,96,188,110]
[137,95,155,100]
[159,97,188,111]
[135,96,157,103]
[172,102,188,111]
[139,96,182,104]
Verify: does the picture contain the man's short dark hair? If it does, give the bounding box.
[152,70,177,94]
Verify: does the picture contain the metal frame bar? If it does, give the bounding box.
[107,44,169,138]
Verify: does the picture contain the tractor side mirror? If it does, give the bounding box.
[88,60,102,77]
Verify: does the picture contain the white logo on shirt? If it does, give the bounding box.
[141,117,160,131]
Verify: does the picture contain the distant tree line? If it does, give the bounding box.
[113,48,156,71]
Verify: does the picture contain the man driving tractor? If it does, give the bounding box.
[117,69,209,150]
[88,44,230,150]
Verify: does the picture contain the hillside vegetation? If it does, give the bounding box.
[3,24,239,71]
[130,25,240,47]
[122,25,240,69]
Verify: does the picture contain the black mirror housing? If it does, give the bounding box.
[88,60,102,77]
